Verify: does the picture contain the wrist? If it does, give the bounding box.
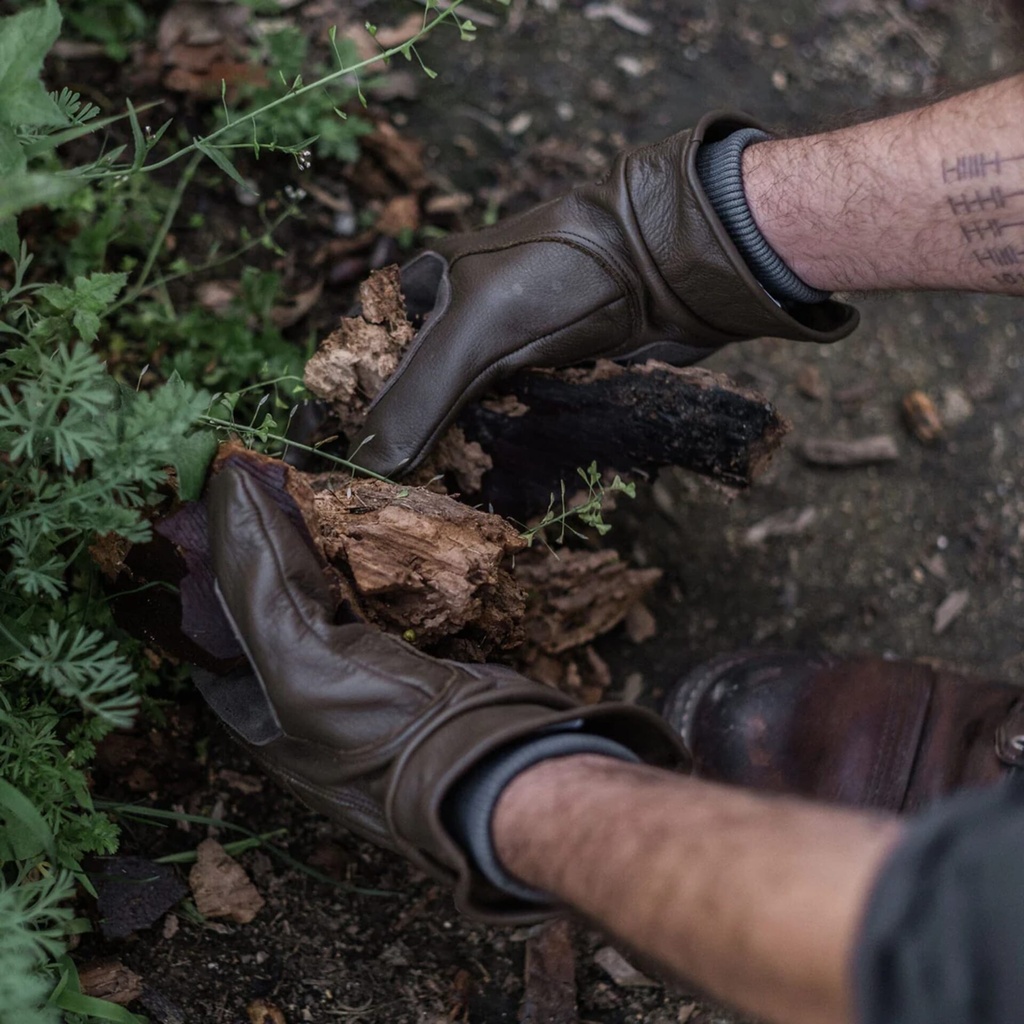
[697,128,831,305]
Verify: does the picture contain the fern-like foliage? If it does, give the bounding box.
[0,869,75,1024]
[0,273,210,1021]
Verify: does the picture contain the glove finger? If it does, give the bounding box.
[349,241,630,478]
[206,467,343,731]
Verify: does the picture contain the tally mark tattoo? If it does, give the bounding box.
[941,150,1024,283]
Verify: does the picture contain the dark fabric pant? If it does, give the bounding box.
[855,776,1024,1024]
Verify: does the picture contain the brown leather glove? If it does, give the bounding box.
[199,467,686,922]
[349,111,858,477]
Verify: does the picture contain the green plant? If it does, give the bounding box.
[222,24,376,164]
[519,461,637,549]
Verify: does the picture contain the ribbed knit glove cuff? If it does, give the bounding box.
[443,730,640,904]
[696,127,830,306]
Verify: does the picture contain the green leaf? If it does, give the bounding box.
[0,0,64,128]
[126,97,146,170]
[0,216,19,259]
[0,172,80,219]
[194,137,253,192]
[174,429,218,501]
[0,123,26,176]
[0,778,56,862]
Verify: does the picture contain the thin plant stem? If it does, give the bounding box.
[114,151,203,312]
[141,6,465,176]
[199,415,394,484]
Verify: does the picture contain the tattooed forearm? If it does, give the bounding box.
[741,74,1024,295]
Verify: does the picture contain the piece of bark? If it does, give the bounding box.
[460,361,789,520]
[520,920,577,1024]
[800,435,899,467]
[78,961,144,1006]
[113,446,526,667]
[302,268,789,521]
[91,857,188,940]
[189,838,264,924]
[311,473,525,653]
[517,549,661,656]
[593,946,660,989]
[934,589,970,635]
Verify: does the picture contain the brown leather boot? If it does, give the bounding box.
[663,650,1024,812]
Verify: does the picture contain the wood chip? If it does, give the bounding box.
[216,768,264,794]
[517,549,661,656]
[902,390,943,443]
[677,1003,697,1023]
[375,194,421,237]
[624,601,657,643]
[795,364,825,400]
[520,920,577,1024]
[188,838,265,924]
[744,506,817,546]
[933,589,969,635]
[247,1000,287,1024]
[424,192,474,216]
[800,435,899,467]
[583,2,653,35]
[78,961,144,1006]
[594,946,659,988]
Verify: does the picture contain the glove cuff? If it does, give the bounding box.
[696,127,831,306]
[443,730,640,904]
[388,697,688,924]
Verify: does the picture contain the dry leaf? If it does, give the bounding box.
[189,838,265,924]
[78,961,144,1006]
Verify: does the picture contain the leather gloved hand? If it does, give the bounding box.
[349,111,859,478]
[198,466,685,922]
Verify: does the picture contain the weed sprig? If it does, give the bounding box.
[520,461,637,550]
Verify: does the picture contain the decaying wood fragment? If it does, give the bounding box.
[301,266,790,521]
[520,920,578,1024]
[78,961,145,1006]
[303,265,414,436]
[800,435,899,467]
[461,361,790,519]
[517,549,661,656]
[310,472,525,654]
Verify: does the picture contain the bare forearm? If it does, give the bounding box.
[744,74,1024,294]
[493,756,902,1024]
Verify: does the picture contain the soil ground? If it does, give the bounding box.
[81,1,1024,1022]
